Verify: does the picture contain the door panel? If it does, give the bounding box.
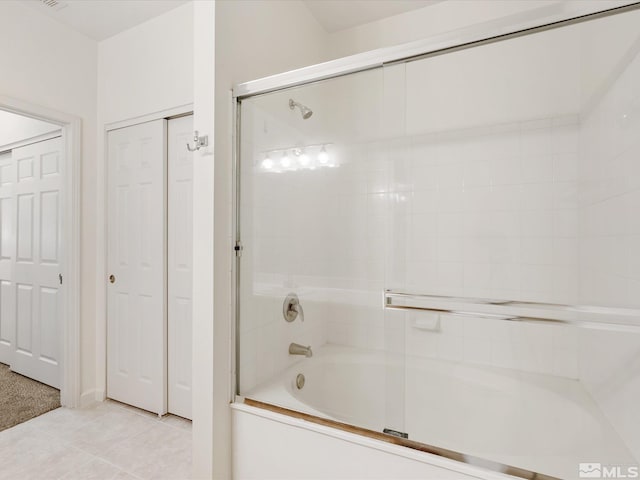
[0,151,14,364]
[167,115,193,419]
[8,137,63,388]
[107,119,167,415]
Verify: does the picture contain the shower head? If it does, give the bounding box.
[289,99,313,120]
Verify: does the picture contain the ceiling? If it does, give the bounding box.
[21,0,442,41]
[303,0,442,33]
[22,0,188,41]
[21,0,440,41]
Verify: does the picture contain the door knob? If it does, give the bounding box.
[109,274,116,284]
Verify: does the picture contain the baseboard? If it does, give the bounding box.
[94,388,106,403]
[79,389,104,408]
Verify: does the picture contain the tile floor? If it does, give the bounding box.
[0,400,192,480]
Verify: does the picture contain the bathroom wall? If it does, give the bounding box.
[326,0,555,59]
[325,0,637,60]
[0,0,98,405]
[97,2,194,125]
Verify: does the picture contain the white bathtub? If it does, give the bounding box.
[246,344,637,480]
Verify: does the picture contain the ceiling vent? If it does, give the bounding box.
[40,0,68,12]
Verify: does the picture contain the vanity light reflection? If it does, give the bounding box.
[261,153,274,170]
[258,144,335,172]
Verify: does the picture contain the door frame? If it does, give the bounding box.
[99,104,193,406]
[0,95,81,407]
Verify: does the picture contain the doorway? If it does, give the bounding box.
[0,97,81,413]
[106,114,194,419]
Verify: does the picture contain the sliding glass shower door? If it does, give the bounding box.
[236,5,640,479]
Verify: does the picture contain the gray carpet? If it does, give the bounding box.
[0,362,60,432]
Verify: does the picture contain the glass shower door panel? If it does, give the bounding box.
[237,67,406,437]
[389,8,640,479]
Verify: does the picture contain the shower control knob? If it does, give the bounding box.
[283,293,304,322]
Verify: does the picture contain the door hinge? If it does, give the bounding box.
[234,241,243,257]
[59,273,63,285]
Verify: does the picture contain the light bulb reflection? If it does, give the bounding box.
[318,145,329,165]
[281,152,291,168]
[261,145,337,172]
[262,156,274,169]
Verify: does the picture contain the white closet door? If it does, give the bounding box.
[107,120,167,415]
[167,115,193,419]
[0,151,16,366]
[6,137,63,388]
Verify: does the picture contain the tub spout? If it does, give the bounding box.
[289,343,312,357]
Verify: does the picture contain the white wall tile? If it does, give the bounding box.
[553,153,578,182]
[492,156,522,185]
[521,155,554,184]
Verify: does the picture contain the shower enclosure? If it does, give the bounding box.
[234,4,640,479]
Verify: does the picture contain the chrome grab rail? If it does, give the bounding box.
[384,290,640,332]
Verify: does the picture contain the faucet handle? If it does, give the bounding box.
[292,302,304,322]
[283,293,304,322]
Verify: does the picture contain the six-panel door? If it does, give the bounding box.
[107,120,167,415]
[0,137,63,388]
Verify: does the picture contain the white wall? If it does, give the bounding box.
[326,0,556,58]
[0,0,98,404]
[97,2,194,125]
[324,0,635,60]
[94,2,195,404]
[0,111,59,148]
[192,1,216,478]
[213,1,329,478]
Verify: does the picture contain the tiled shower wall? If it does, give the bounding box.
[395,117,580,305]
[240,13,640,409]
[241,89,585,386]
[327,117,582,379]
[578,33,640,460]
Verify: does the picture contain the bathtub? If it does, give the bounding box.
[245,344,637,480]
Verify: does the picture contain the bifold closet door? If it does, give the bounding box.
[107,119,167,415]
[167,115,193,419]
[0,137,63,389]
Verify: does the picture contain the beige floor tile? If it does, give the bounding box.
[99,422,192,480]
[54,409,158,456]
[59,457,139,480]
[0,433,95,480]
[0,403,192,480]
